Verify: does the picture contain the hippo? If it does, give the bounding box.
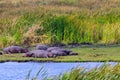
[23,50,55,58]
[69,52,78,55]
[0,51,3,55]
[4,46,28,54]
[47,47,61,52]
[22,52,34,57]
[51,49,67,56]
[36,44,48,50]
[3,46,11,54]
[47,47,72,55]
[32,50,49,58]
[58,49,72,55]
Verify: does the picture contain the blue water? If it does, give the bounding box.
[0,62,118,80]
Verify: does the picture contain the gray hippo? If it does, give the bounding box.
[4,46,28,54]
[47,47,72,55]
[3,46,11,54]
[22,51,34,57]
[69,52,78,55]
[51,49,67,56]
[47,47,61,52]
[36,44,48,50]
[0,51,3,55]
[59,49,72,55]
[23,50,55,58]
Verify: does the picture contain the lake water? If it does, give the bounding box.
[0,62,118,80]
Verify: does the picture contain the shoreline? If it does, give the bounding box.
[0,60,120,63]
[0,45,120,63]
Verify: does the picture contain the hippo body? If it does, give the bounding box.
[4,46,28,54]
[36,44,48,50]
[51,49,67,56]
[47,47,60,52]
[23,50,54,58]
[32,50,48,58]
[47,47,72,55]
[0,51,3,55]
[58,49,72,55]
[4,46,11,54]
[69,52,78,55]
[23,52,34,57]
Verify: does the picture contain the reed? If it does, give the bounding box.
[52,64,120,80]
[27,64,120,80]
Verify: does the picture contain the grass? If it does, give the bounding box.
[51,63,120,80]
[0,0,120,47]
[0,45,120,62]
[26,63,120,80]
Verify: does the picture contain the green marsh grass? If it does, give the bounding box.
[0,0,120,47]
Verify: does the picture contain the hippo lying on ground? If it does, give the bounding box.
[47,47,73,55]
[0,51,3,55]
[51,49,67,56]
[4,46,28,54]
[47,47,60,52]
[23,50,55,58]
[36,44,48,50]
[69,52,78,55]
[23,46,78,58]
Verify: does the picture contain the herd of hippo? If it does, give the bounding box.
[2,44,78,58]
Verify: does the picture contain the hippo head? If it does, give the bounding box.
[0,51,3,55]
[47,52,56,58]
[22,52,33,57]
[22,48,29,53]
[22,53,27,57]
[69,52,78,55]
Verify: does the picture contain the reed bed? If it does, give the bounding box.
[26,63,120,80]
[53,63,120,80]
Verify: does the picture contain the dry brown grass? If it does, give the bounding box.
[0,0,120,18]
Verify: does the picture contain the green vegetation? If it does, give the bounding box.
[51,64,120,80]
[26,63,120,80]
[0,0,120,48]
[0,45,120,62]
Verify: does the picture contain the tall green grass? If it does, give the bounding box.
[51,64,120,80]
[27,64,120,80]
[0,0,120,47]
[42,11,120,44]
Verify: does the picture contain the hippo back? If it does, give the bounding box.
[4,46,28,54]
[69,52,78,55]
[10,46,21,53]
[36,44,48,50]
[4,46,11,54]
[51,49,67,56]
[31,50,48,58]
[47,47,60,52]
[0,51,3,55]
[58,49,72,55]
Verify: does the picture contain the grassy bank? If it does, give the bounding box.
[0,0,120,47]
[0,45,120,62]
